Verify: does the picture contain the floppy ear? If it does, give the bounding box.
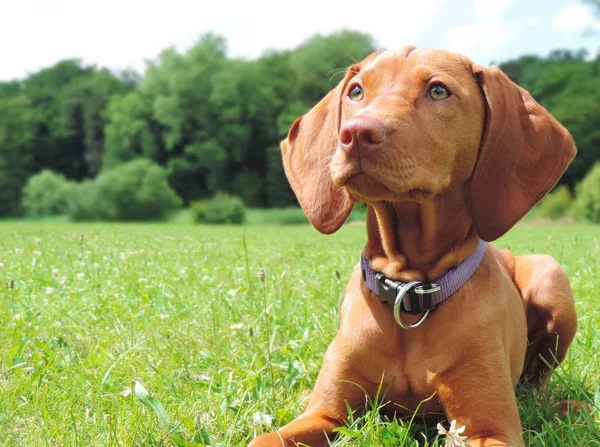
[469,65,576,241]
[280,73,354,234]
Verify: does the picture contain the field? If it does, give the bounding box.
[1,221,599,446]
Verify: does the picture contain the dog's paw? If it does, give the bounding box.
[248,432,289,447]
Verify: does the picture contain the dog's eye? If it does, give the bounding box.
[428,84,451,101]
[348,85,364,101]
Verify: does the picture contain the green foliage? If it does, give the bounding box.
[572,163,600,223]
[102,91,161,170]
[66,179,110,221]
[500,52,600,187]
[128,31,373,205]
[245,208,309,225]
[68,159,181,221]
[21,170,75,216]
[538,185,573,220]
[265,145,295,207]
[231,171,261,206]
[2,33,600,217]
[190,193,246,224]
[0,96,36,216]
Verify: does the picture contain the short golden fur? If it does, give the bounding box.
[249,48,577,447]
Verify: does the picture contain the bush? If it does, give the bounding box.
[245,208,308,225]
[68,159,182,221]
[538,185,573,220]
[572,163,600,223]
[191,193,246,224]
[22,170,76,216]
[67,180,109,221]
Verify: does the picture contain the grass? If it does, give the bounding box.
[0,221,598,446]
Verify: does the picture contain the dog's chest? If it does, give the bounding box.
[355,333,447,415]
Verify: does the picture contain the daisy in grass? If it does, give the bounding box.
[437,419,467,447]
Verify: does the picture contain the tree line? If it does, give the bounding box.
[0,30,598,217]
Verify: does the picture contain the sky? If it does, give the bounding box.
[1,0,599,81]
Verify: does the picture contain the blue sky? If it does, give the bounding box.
[0,0,598,81]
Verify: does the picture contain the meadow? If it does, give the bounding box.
[1,221,599,446]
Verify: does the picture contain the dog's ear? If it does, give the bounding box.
[280,69,357,234]
[469,65,576,241]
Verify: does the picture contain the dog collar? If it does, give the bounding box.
[361,240,486,328]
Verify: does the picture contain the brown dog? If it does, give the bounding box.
[249,48,578,447]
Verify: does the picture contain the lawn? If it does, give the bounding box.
[1,222,598,446]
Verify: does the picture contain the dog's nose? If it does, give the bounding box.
[339,117,387,153]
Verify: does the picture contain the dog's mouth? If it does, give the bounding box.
[344,173,432,202]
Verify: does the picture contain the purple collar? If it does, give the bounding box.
[361,240,486,316]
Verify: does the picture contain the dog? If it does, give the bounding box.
[249,47,578,447]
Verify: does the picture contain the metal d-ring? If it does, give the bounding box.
[393,281,431,329]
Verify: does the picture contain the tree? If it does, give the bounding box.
[0,96,36,216]
[102,91,162,169]
[56,69,129,176]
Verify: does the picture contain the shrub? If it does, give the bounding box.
[67,180,109,221]
[68,159,182,221]
[21,170,76,216]
[572,163,600,223]
[538,185,573,220]
[191,193,246,224]
[245,208,308,225]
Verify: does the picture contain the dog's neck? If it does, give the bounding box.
[363,185,480,282]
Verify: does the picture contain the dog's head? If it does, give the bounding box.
[281,48,576,240]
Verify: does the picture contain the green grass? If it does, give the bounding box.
[0,222,598,446]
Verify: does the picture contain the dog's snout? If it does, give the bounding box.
[339,117,387,153]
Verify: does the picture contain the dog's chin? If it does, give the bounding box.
[342,173,433,203]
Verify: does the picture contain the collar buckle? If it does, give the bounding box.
[393,281,438,329]
[374,272,440,329]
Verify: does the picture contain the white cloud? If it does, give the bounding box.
[444,0,514,61]
[553,4,599,32]
[473,0,512,16]
[446,22,513,60]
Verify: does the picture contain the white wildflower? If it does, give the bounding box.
[33,250,42,256]
[0,262,3,269]
[120,253,126,260]
[119,387,132,397]
[34,237,41,245]
[230,323,244,330]
[45,287,55,295]
[77,273,85,280]
[179,268,186,276]
[437,420,467,447]
[60,276,68,286]
[137,278,147,283]
[252,411,272,428]
[52,268,59,277]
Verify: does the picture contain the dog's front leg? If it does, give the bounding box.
[436,352,525,447]
[248,411,343,447]
[249,339,369,447]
